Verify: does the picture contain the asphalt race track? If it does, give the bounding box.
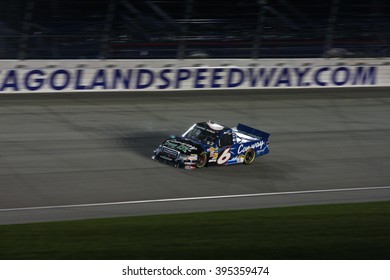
[0,88,390,224]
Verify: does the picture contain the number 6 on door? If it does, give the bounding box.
[217,148,231,164]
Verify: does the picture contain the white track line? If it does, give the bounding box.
[1,186,390,212]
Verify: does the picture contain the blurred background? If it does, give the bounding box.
[0,0,389,60]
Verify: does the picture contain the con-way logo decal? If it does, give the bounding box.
[0,66,378,92]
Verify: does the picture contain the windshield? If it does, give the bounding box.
[184,126,219,145]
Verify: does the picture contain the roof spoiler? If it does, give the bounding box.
[237,123,270,140]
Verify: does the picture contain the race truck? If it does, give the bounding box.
[152,121,270,169]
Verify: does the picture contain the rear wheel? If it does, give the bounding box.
[243,149,256,165]
[196,152,208,168]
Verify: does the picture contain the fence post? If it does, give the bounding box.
[100,0,117,59]
[18,1,34,60]
[323,0,339,56]
[177,0,193,60]
[252,0,267,59]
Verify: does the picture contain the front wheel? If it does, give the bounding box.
[243,148,256,165]
[196,152,208,168]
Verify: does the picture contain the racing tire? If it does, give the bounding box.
[243,148,256,165]
[196,152,208,168]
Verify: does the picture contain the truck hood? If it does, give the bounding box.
[161,137,203,155]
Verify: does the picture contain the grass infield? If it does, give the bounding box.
[1,201,390,259]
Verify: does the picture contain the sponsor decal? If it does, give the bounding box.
[164,139,197,153]
[164,141,177,149]
[237,141,265,155]
[187,155,198,161]
[0,65,379,92]
[229,155,244,163]
[208,147,215,157]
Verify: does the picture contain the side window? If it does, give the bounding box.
[219,133,233,147]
